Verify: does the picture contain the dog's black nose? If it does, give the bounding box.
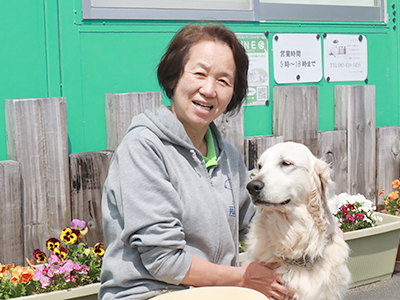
[247,180,265,196]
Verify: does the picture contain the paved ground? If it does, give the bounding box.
[345,271,400,300]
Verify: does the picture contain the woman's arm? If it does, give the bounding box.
[181,255,294,300]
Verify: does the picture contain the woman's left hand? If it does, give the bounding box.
[241,260,295,300]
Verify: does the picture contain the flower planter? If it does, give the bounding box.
[12,283,100,300]
[395,243,400,272]
[344,212,400,288]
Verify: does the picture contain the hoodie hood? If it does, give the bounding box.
[127,105,225,156]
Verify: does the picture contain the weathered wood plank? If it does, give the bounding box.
[318,130,347,195]
[105,92,162,151]
[5,97,70,259]
[273,86,319,155]
[244,135,284,170]
[69,150,113,246]
[334,85,376,202]
[376,126,400,206]
[0,161,23,265]
[214,108,244,158]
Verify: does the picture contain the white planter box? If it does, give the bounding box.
[344,212,400,288]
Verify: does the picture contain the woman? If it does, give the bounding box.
[99,23,293,300]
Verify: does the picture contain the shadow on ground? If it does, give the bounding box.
[345,271,400,300]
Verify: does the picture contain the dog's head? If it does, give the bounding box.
[247,142,334,229]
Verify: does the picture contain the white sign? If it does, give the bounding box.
[273,33,322,84]
[236,33,269,106]
[324,34,368,82]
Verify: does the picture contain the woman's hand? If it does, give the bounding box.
[181,255,294,299]
[241,260,294,300]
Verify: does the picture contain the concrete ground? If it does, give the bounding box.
[345,271,400,300]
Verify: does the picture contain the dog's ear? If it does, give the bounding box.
[314,158,335,205]
[308,158,335,233]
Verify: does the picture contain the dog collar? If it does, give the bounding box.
[282,255,318,270]
[282,234,333,270]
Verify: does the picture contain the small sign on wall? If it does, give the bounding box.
[323,34,368,82]
[273,33,322,84]
[236,33,269,106]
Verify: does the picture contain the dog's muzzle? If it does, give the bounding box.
[247,180,291,206]
[246,180,265,196]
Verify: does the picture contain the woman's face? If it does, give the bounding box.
[171,40,236,133]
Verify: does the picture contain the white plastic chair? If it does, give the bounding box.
[152,287,269,299]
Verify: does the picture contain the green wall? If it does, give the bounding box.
[1,0,399,161]
[1,1,48,160]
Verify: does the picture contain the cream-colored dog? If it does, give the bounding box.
[246,142,351,300]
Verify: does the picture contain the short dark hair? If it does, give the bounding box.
[157,23,249,115]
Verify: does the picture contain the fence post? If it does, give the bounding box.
[0,161,23,265]
[273,86,319,155]
[244,136,284,170]
[318,130,347,194]
[214,108,244,158]
[69,150,113,246]
[334,85,376,202]
[376,126,400,206]
[105,92,162,151]
[5,97,70,260]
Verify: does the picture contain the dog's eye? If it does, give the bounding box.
[258,163,262,170]
[281,160,293,167]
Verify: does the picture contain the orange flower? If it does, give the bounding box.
[20,270,34,283]
[11,276,19,285]
[8,265,35,284]
[12,266,23,278]
[393,179,400,189]
[26,258,36,270]
[389,191,399,200]
[1,264,15,277]
[2,264,14,272]
[7,265,35,285]
[0,263,6,274]
[378,189,385,196]
[0,264,7,279]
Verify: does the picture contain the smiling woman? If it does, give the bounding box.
[99,23,294,300]
[157,23,248,115]
[170,40,235,155]
[156,23,248,155]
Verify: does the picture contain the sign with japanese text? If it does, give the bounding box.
[323,34,368,82]
[273,33,322,84]
[236,33,269,106]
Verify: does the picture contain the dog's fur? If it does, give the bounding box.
[246,142,351,300]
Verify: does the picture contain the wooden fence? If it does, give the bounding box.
[1,86,399,266]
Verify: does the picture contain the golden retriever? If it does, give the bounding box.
[246,142,351,300]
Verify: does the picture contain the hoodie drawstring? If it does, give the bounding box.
[190,149,203,166]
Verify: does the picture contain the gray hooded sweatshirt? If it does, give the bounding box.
[99,105,255,300]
